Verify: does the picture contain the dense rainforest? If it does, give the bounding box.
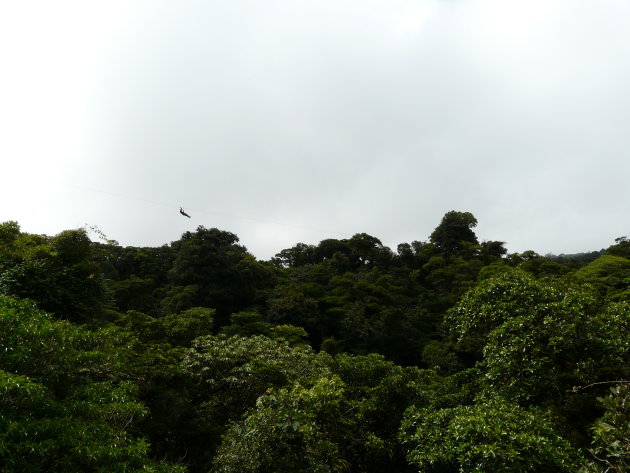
[0,211,628,473]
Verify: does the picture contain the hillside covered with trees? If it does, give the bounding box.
[1,211,628,472]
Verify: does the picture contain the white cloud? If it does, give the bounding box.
[0,0,628,258]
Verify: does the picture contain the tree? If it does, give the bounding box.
[396,243,416,267]
[443,268,562,357]
[573,254,630,300]
[329,353,432,472]
[399,398,583,473]
[166,226,274,320]
[429,211,479,255]
[0,296,183,472]
[480,240,508,261]
[480,287,599,404]
[419,254,484,311]
[181,334,327,414]
[272,243,317,268]
[111,274,157,314]
[179,335,330,470]
[315,239,351,262]
[582,383,630,473]
[0,226,107,323]
[221,310,272,337]
[0,221,20,246]
[607,237,630,259]
[347,233,393,268]
[213,355,434,473]
[158,306,215,346]
[512,251,574,277]
[444,269,630,441]
[266,281,322,343]
[212,376,349,473]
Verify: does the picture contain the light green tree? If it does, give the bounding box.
[581,383,630,473]
[399,398,583,473]
[0,296,183,472]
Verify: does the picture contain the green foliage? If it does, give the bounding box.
[106,308,198,470]
[221,310,272,337]
[220,311,310,345]
[159,307,215,346]
[266,279,321,340]
[399,398,583,473]
[330,353,434,471]
[444,268,565,356]
[181,335,327,406]
[582,383,630,473]
[178,335,330,469]
[421,339,464,374]
[160,284,200,315]
[111,274,157,314]
[51,229,93,264]
[320,270,432,363]
[272,242,317,267]
[0,221,20,246]
[510,250,575,277]
[476,260,511,281]
[346,233,393,268]
[115,306,214,347]
[481,287,599,403]
[94,243,175,315]
[0,373,163,473]
[0,297,130,391]
[270,324,309,345]
[0,296,183,472]
[606,236,630,259]
[213,353,433,473]
[426,367,482,409]
[444,269,630,443]
[573,254,630,300]
[213,376,350,473]
[479,240,508,261]
[2,215,627,473]
[166,226,275,319]
[590,301,630,369]
[429,210,479,255]
[419,254,484,309]
[546,250,604,268]
[0,225,107,323]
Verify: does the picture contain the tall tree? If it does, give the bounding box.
[166,226,274,320]
[429,211,479,255]
[0,224,106,323]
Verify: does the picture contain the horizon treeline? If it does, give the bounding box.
[1,211,628,472]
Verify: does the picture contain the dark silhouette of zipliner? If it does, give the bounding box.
[179,207,191,218]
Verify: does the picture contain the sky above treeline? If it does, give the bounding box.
[1,0,628,260]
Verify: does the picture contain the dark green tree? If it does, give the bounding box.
[166,226,275,321]
[272,242,317,267]
[429,211,479,255]
[606,236,630,259]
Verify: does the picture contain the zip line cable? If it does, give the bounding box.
[50,180,348,237]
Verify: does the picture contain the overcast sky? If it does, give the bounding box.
[1,0,628,259]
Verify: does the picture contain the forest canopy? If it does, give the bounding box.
[0,212,628,473]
